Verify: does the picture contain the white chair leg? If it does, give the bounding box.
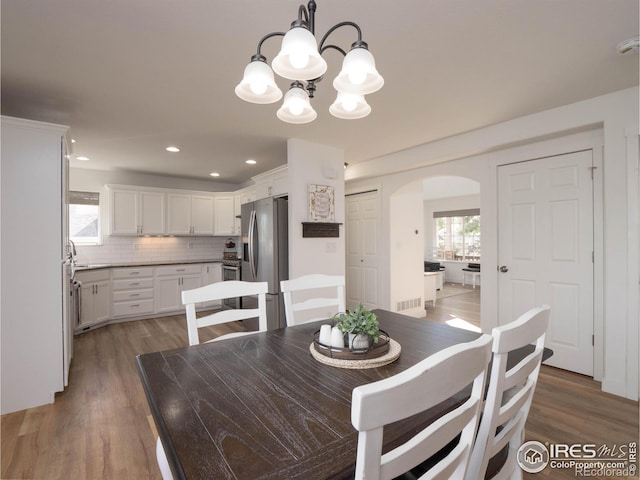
[156,437,174,480]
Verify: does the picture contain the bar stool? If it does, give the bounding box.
[462,263,481,289]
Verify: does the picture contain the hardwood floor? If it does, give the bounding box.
[2,291,637,479]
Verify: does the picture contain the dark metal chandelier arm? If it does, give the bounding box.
[251,31,286,61]
[318,21,363,52]
[319,44,347,57]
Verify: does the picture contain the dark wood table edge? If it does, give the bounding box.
[136,353,188,480]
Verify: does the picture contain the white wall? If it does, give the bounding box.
[347,87,639,400]
[287,138,345,280]
[389,182,425,317]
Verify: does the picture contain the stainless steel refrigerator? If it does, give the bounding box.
[241,197,288,330]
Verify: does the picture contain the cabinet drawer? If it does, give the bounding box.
[113,288,153,302]
[155,264,202,276]
[112,267,154,279]
[111,299,154,317]
[112,278,154,291]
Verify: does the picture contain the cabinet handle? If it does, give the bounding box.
[129,272,139,275]
[130,293,140,297]
[130,304,140,308]
[177,269,186,272]
[130,282,140,286]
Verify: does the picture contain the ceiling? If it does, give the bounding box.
[2,0,638,185]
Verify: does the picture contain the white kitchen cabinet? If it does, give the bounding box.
[167,194,215,235]
[424,272,438,308]
[1,116,69,414]
[154,264,203,313]
[109,188,165,235]
[214,196,235,235]
[233,187,255,234]
[201,262,223,308]
[111,267,154,318]
[253,166,288,200]
[75,270,111,331]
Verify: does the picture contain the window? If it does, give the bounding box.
[69,191,100,244]
[433,209,480,261]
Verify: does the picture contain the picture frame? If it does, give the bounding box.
[308,184,335,222]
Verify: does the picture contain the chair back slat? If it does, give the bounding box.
[352,334,493,480]
[182,280,268,345]
[196,308,263,328]
[503,349,543,391]
[281,274,346,326]
[465,305,550,480]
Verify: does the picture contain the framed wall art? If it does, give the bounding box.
[308,184,335,222]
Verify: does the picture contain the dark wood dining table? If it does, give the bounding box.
[136,309,548,480]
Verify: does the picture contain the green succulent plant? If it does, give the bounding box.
[334,303,379,344]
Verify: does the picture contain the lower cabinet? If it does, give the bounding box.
[201,262,223,308]
[74,262,224,334]
[75,270,111,331]
[155,264,203,314]
[111,267,155,318]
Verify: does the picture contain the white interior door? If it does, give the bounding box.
[498,150,594,376]
[346,191,379,311]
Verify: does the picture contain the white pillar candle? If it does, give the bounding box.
[330,326,345,349]
[319,324,332,348]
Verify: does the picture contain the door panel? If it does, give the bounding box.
[346,191,379,311]
[498,150,594,375]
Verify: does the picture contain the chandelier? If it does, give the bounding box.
[235,0,384,124]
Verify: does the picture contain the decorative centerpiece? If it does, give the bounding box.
[312,303,391,361]
[335,302,380,349]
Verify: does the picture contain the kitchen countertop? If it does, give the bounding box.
[73,258,224,272]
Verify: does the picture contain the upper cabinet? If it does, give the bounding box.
[109,188,165,235]
[167,193,215,235]
[214,196,235,235]
[253,165,288,200]
[233,186,256,234]
[106,166,287,237]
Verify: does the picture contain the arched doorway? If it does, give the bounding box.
[386,175,481,329]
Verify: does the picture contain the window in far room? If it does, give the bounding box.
[69,190,100,245]
[433,209,480,261]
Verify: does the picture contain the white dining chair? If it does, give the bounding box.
[280,274,346,326]
[156,280,270,479]
[464,305,550,480]
[351,334,493,480]
[182,280,269,345]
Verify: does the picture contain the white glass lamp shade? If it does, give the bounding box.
[235,60,283,104]
[333,47,384,95]
[276,85,317,124]
[272,27,327,80]
[329,92,371,119]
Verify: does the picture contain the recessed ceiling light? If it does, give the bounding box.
[209,172,220,177]
[246,159,257,165]
[71,139,76,143]
[76,156,90,161]
[166,146,180,153]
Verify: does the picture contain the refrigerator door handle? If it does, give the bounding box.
[248,209,257,279]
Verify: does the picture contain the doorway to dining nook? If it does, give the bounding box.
[421,176,482,331]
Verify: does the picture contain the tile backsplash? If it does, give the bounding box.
[75,236,237,265]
